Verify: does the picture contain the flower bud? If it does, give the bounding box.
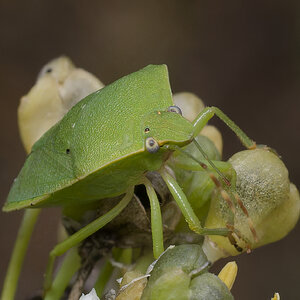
[204,148,300,258]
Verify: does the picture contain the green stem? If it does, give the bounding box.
[134,250,154,274]
[94,259,114,297]
[118,248,133,265]
[94,248,130,297]
[1,209,40,300]
[44,247,80,300]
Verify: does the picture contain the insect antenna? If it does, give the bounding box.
[192,139,231,186]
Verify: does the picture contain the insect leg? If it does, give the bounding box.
[143,178,164,259]
[160,169,229,237]
[1,209,40,300]
[173,143,257,244]
[43,188,134,293]
[169,144,235,225]
[192,106,256,149]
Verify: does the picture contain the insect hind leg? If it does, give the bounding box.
[43,188,134,293]
[142,177,164,259]
[160,169,230,237]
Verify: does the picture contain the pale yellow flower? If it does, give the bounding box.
[218,261,238,290]
[271,292,280,300]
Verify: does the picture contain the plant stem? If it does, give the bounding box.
[1,209,40,300]
[44,247,80,300]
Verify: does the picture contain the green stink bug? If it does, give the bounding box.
[3,64,256,294]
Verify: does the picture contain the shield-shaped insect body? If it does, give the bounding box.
[5,65,193,211]
[3,64,259,296]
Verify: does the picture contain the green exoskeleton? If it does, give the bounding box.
[3,65,257,295]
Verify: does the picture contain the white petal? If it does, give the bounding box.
[79,288,100,300]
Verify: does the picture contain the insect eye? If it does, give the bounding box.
[167,105,182,115]
[145,137,159,153]
[46,68,52,73]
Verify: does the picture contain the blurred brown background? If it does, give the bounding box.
[1,1,300,299]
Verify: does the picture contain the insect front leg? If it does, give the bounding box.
[160,169,229,237]
[43,188,134,293]
[192,106,256,149]
[170,147,254,249]
[143,178,164,259]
